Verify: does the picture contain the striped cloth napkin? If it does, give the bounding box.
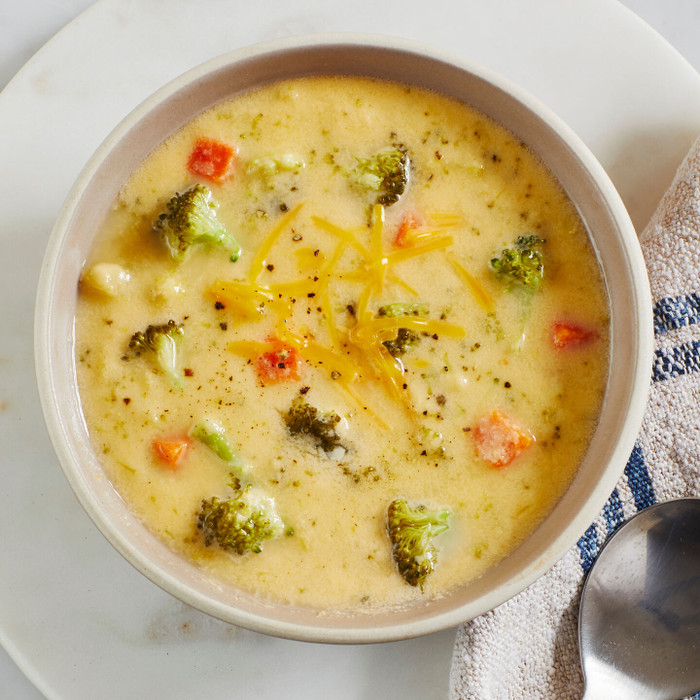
[449,136,700,699]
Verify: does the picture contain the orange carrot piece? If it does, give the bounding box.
[152,435,191,470]
[551,321,597,349]
[393,212,423,247]
[473,409,534,468]
[187,138,236,183]
[254,339,304,384]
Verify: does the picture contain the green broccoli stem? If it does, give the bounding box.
[191,417,250,477]
[513,292,535,352]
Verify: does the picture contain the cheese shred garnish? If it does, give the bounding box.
[217,203,470,410]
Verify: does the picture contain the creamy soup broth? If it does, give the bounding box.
[75,77,609,610]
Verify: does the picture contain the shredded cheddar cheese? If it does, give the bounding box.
[445,253,495,313]
[386,235,454,265]
[214,200,475,410]
[208,281,275,319]
[247,203,303,283]
[349,316,465,345]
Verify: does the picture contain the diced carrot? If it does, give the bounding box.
[473,409,534,468]
[254,339,304,384]
[393,212,423,247]
[152,435,191,470]
[551,321,596,349]
[187,138,236,183]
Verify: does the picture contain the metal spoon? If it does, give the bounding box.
[578,497,700,699]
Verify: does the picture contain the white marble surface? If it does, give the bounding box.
[1,1,699,697]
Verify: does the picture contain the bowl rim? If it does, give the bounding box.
[34,32,653,643]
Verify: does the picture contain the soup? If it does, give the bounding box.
[75,76,609,611]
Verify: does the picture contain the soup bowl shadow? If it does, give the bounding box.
[34,34,653,644]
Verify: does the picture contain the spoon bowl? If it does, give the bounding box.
[579,497,700,699]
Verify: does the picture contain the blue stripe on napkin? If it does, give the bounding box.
[653,292,700,335]
[577,444,657,572]
[624,444,656,511]
[602,488,625,534]
[652,340,700,382]
[577,523,599,573]
[652,292,700,381]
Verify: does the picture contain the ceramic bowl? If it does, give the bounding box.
[34,34,653,643]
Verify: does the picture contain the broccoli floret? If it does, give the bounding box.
[153,184,240,263]
[194,429,283,554]
[418,426,446,459]
[283,396,345,456]
[490,235,545,290]
[377,302,428,357]
[386,498,451,589]
[197,481,284,555]
[350,146,409,206]
[191,417,250,476]
[377,302,429,318]
[248,154,305,178]
[383,328,421,358]
[127,320,184,387]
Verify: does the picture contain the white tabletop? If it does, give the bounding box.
[0,0,693,91]
[2,1,699,697]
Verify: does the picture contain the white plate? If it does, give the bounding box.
[2,1,699,697]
